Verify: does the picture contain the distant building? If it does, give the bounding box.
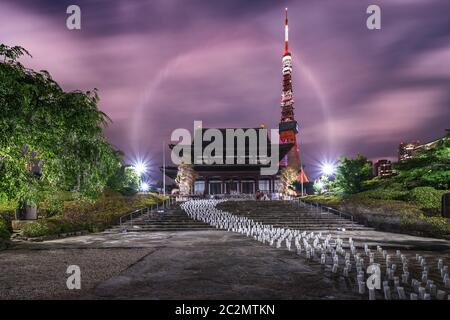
[398,141,420,162]
[367,160,373,176]
[399,131,448,162]
[374,159,393,177]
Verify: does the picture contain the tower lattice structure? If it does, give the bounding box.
[278,8,308,183]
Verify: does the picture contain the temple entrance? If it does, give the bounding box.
[194,180,205,194]
[208,181,222,194]
[241,181,255,194]
[225,180,239,194]
[258,179,270,193]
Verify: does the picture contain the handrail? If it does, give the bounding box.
[296,198,356,230]
[119,196,175,229]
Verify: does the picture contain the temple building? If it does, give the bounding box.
[164,8,308,196]
[164,127,293,195]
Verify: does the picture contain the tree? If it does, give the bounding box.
[313,175,334,195]
[394,133,450,190]
[280,166,297,196]
[107,165,141,196]
[175,163,197,195]
[334,154,373,194]
[0,44,121,207]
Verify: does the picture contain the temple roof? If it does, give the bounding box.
[169,127,293,166]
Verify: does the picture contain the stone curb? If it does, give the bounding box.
[14,230,89,242]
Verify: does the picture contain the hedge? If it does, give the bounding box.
[407,186,448,214]
[20,193,167,238]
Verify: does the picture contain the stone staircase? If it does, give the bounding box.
[107,200,371,234]
[217,200,372,232]
[107,205,214,233]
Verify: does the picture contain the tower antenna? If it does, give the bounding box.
[284,7,289,55]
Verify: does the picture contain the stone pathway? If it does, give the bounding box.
[1,201,449,300]
[1,230,360,300]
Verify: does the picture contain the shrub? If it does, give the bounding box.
[19,193,165,237]
[358,188,409,201]
[304,195,341,207]
[0,200,15,240]
[21,221,50,238]
[408,187,447,214]
[401,213,450,239]
[0,219,10,240]
[120,186,138,196]
[39,193,64,217]
[306,193,450,239]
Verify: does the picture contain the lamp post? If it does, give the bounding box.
[163,141,166,197]
[300,165,304,197]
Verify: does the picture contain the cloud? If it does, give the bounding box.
[1,0,449,180]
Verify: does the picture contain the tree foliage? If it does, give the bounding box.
[280,166,297,196]
[175,163,197,195]
[107,165,140,196]
[394,133,450,190]
[334,154,373,194]
[0,44,122,205]
[313,175,334,195]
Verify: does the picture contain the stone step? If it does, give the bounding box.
[119,226,214,231]
[129,220,207,224]
[118,227,214,232]
[242,218,350,221]
[108,201,371,235]
[216,201,371,233]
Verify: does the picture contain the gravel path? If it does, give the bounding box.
[0,248,152,299]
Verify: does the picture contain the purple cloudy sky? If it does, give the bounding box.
[1,0,449,180]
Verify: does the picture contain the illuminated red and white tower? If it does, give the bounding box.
[279,8,309,183]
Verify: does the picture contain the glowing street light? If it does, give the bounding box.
[133,161,147,176]
[321,162,335,176]
[140,182,149,192]
[316,180,325,190]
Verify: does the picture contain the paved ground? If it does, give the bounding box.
[1,201,449,300]
[0,230,360,300]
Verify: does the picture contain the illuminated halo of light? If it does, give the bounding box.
[316,180,325,190]
[140,182,149,192]
[132,160,147,175]
[321,162,336,176]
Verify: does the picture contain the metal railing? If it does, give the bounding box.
[119,196,176,229]
[295,198,357,230]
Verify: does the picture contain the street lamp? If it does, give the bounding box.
[140,182,149,192]
[316,180,325,191]
[321,162,335,176]
[133,161,147,176]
